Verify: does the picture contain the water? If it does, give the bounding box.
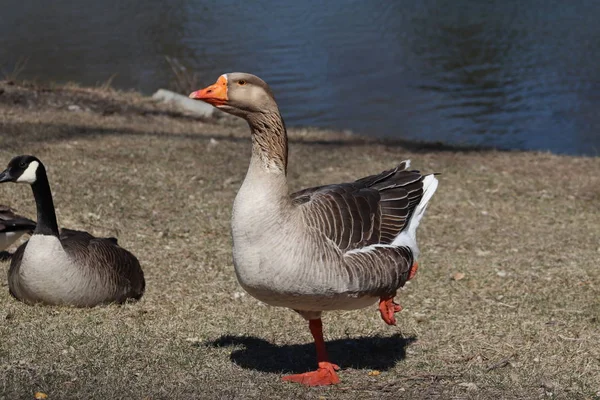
[2,0,599,156]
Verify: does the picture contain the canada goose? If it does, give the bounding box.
[0,204,35,252]
[0,155,145,306]
[189,73,439,386]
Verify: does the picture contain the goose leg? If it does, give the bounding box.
[282,318,340,386]
[379,262,418,325]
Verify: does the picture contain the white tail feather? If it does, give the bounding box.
[392,174,438,259]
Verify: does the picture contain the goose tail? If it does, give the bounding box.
[392,174,438,258]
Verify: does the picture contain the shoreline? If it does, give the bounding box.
[1,79,594,158]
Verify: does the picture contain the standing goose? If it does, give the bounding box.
[190,73,438,386]
[0,204,36,251]
[0,155,145,306]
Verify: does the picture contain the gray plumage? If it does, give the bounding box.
[293,161,424,250]
[190,72,439,385]
[292,162,426,297]
[190,73,438,317]
[8,229,144,306]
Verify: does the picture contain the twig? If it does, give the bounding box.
[165,56,201,93]
[344,374,460,393]
[482,298,517,309]
[486,353,516,371]
[402,373,460,381]
[558,334,584,341]
[454,281,517,308]
[1,56,29,81]
[550,309,584,314]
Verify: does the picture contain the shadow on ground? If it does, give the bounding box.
[0,118,515,157]
[0,251,12,261]
[206,334,416,374]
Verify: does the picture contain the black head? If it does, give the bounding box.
[0,155,44,185]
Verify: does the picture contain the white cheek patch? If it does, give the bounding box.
[16,161,39,184]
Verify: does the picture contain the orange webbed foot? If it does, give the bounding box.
[379,297,403,325]
[282,362,341,386]
[408,262,419,280]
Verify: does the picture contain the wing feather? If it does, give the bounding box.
[60,229,145,301]
[291,163,429,254]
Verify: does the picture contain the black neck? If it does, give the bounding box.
[30,167,59,236]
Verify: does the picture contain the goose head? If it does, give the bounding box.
[189,73,278,118]
[0,155,43,185]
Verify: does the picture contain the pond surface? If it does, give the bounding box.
[2,0,600,155]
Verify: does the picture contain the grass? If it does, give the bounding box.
[0,80,599,400]
[1,57,29,83]
[164,56,203,95]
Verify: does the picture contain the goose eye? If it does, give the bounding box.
[238,80,246,86]
[18,161,27,168]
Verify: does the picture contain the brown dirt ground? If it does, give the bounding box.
[0,80,599,400]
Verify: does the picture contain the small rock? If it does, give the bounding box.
[209,138,219,146]
[451,272,465,281]
[541,381,558,391]
[67,104,82,112]
[232,291,246,300]
[413,312,427,322]
[152,88,215,118]
[458,382,478,391]
[496,270,508,278]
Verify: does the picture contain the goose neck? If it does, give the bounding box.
[247,111,288,175]
[30,168,59,237]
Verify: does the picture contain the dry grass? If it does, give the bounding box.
[164,57,203,95]
[0,80,599,400]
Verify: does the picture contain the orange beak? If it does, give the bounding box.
[189,75,228,106]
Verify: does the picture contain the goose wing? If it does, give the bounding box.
[291,161,425,253]
[60,229,145,301]
[7,242,26,299]
[0,206,36,233]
